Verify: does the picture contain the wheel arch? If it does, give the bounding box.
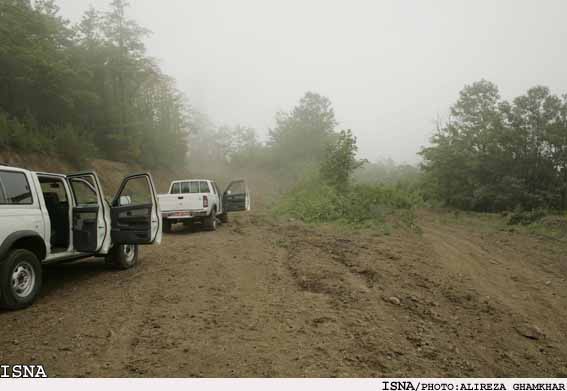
[0,231,47,262]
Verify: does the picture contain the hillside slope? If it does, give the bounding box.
[0,150,183,195]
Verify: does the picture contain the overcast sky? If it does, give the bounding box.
[57,0,567,164]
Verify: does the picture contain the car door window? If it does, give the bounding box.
[0,171,33,204]
[226,180,246,195]
[40,180,68,203]
[116,176,152,206]
[69,178,98,206]
[110,173,161,245]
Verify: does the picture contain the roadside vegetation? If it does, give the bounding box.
[2,1,567,230]
[267,81,567,229]
[267,95,423,229]
[420,80,567,212]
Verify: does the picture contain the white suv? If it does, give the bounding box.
[0,165,162,310]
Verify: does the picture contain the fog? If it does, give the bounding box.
[57,0,567,164]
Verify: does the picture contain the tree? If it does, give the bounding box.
[420,80,503,209]
[320,129,365,189]
[0,0,189,168]
[269,92,337,167]
[421,80,567,211]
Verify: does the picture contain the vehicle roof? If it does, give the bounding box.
[34,171,67,178]
[0,164,30,173]
[170,179,213,183]
[0,165,67,177]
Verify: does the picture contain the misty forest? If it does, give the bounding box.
[2,0,567,219]
[4,0,567,379]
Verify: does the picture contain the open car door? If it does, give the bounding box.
[223,180,250,212]
[111,173,162,245]
[67,172,107,253]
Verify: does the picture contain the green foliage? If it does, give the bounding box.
[51,124,97,165]
[275,177,346,223]
[354,158,422,187]
[186,92,346,193]
[0,0,188,167]
[320,129,365,188]
[276,121,421,227]
[421,80,567,212]
[185,112,268,179]
[507,209,546,226]
[268,92,338,181]
[275,177,422,227]
[0,111,52,152]
[0,110,97,163]
[270,93,422,229]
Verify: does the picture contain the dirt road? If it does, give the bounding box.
[1,211,567,377]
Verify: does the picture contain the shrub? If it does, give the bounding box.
[275,178,346,223]
[51,125,97,166]
[507,209,547,226]
[275,177,423,227]
[0,111,53,152]
[0,111,97,164]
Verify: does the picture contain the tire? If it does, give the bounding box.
[105,244,139,270]
[205,208,218,231]
[219,213,229,223]
[0,249,42,310]
[163,219,172,234]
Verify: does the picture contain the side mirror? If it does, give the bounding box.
[119,195,132,206]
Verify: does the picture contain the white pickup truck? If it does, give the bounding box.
[158,179,250,232]
[0,164,162,309]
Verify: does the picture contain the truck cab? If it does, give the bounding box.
[158,179,250,232]
[0,165,162,309]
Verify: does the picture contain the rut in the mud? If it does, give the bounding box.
[0,212,566,377]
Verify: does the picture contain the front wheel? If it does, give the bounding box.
[106,244,139,270]
[0,249,42,310]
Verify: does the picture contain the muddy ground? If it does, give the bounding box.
[1,210,567,377]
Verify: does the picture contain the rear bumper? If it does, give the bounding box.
[162,210,208,220]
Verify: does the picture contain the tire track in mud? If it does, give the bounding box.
[2,211,567,376]
[274,214,567,377]
[273,222,434,376]
[94,265,170,376]
[419,214,567,376]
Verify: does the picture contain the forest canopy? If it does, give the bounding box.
[421,80,567,212]
[2,1,566,215]
[0,0,188,167]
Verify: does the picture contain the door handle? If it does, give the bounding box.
[178,196,184,200]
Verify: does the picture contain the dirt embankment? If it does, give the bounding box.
[1,208,566,377]
[0,150,181,194]
[0,151,278,208]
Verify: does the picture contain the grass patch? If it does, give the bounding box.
[274,177,423,230]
